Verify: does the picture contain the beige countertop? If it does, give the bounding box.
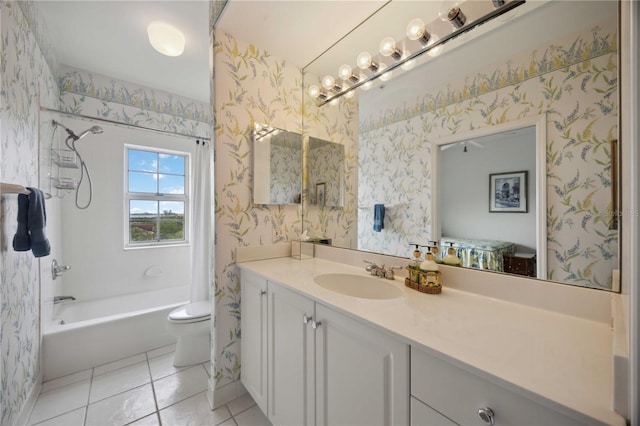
[238,256,624,426]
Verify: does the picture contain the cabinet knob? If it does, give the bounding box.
[311,320,322,329]
[259,290,266,296]
[303,314,312,325]
[477,407,495,425]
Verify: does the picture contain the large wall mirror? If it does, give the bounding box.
[302,0,620,291]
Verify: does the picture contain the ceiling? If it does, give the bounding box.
[34,0,389,106]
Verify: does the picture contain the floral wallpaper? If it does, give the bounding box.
[302,79,358,247]
[358,19,618,289]
[213,30,302,388]
[358,116,432,256]
[58,65,212,139]
[308,138,344,207]
[270,143,302,204]
[0,2,60,424]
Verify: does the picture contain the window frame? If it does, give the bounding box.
[124,144,190,249]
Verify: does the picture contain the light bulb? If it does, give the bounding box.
[356,52,372,70]
[378,63,392,81]
[400,50,415,71]
[329,98,339,106]
[322,75,336,90]
[439,1,466,29]
[338,64,353,80]
[379,37,401,60]
[427,34,443,57]
[308,85,320,98]
[359,74,373,91]
[406,18,431,46]
[343,84,355,99]
[147,22,185,57]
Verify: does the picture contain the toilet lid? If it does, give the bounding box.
[168,301,211,322]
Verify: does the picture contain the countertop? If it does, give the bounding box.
[237,257,624,426]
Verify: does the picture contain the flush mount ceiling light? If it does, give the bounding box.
[147,21,185,57]
[309,0,525,107]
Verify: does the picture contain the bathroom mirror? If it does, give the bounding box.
[253,124,303,205]
[308,137,345,207]
[302,0,620,291]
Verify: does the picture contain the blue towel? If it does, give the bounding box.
[373,204,385,232]
[12,193,31,251]
[27,187,50,257]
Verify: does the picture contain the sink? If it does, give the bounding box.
[313,273,402,300]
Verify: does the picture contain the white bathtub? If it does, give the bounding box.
[43,286,190,380]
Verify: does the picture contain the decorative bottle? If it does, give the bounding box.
[443,242,462,266]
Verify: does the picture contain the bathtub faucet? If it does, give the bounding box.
[51,259,71,280]
[53,296,76,304]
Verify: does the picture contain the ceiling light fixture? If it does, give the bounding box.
[147,21,186,57]
[311,0,525,107]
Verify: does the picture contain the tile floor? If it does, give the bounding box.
[28,344,271,426]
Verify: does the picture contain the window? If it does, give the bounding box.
[125,146,189,247]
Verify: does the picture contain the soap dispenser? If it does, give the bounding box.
[443,242,462,266]
[418,245,442,294]
[430,241,443,264]
[407,243,422,283]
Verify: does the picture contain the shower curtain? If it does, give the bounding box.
[190,141,213,302]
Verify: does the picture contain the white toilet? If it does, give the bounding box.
[167,301,211,367]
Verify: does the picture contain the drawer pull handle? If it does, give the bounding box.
[303,314,312,325]
[259,290,266,296]
[477,407,495,425]
[311,320,322,329]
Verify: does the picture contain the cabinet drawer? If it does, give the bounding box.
[411,396,457,426]
[411,348,585,425]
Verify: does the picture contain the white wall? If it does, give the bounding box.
[440,127,537,253]
[57,117,196,302]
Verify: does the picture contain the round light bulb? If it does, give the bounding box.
[400,50,415,71]
[308,85,320,98]
[379,37,397,57]
[356,51,372,70]
[359,74,372,91]
[406,18,426,41]
[427,35,443,57]
[439,1,466,28]
[338,64,353,80]
[343,84,355,99]
[329,98,339,106]
[378,63,392,81]
[438,1,459,21]
[322,75,336,90]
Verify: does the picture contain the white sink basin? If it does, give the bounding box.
[313,273,402,300]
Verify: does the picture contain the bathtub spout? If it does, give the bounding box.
[54,296,76,304]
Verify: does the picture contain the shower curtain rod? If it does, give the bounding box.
[40,107,211,141]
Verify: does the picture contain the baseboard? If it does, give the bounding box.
[14,372,43,426]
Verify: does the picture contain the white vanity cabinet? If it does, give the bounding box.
[240,271,410,426]
[411,347,588,426]
[240,269,268,413]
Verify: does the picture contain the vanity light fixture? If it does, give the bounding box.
[254,122,280,141]
[311,0,525,107]
[147,21,186,57]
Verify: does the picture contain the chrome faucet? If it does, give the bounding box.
[364,261,402,279]
[53,296,76,304]
[51,259,71,280]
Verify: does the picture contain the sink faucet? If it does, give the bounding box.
[364,261,401,279]
[53,296,76,304]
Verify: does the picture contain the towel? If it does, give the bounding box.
[373,204,385,232]
[12,193,31,251]
[27,187,50,257]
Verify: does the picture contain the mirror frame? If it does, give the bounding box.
[430,114,547,278]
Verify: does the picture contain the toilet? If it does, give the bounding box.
[166,301,211,367]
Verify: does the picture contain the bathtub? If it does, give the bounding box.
[43,285,190,380]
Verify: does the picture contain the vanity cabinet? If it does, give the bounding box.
[241,271,409,425]
[240,269,268,413]
[411,347,585,426]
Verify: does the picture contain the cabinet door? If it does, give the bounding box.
[267,283,315,426]
[240,270,268,413]
[315,304,410,426]
[411,397,458,426]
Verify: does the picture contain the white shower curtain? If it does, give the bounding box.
[190,140,213,302]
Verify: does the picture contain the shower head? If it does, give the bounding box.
[52,120,103,141]
[76,126,104,140]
